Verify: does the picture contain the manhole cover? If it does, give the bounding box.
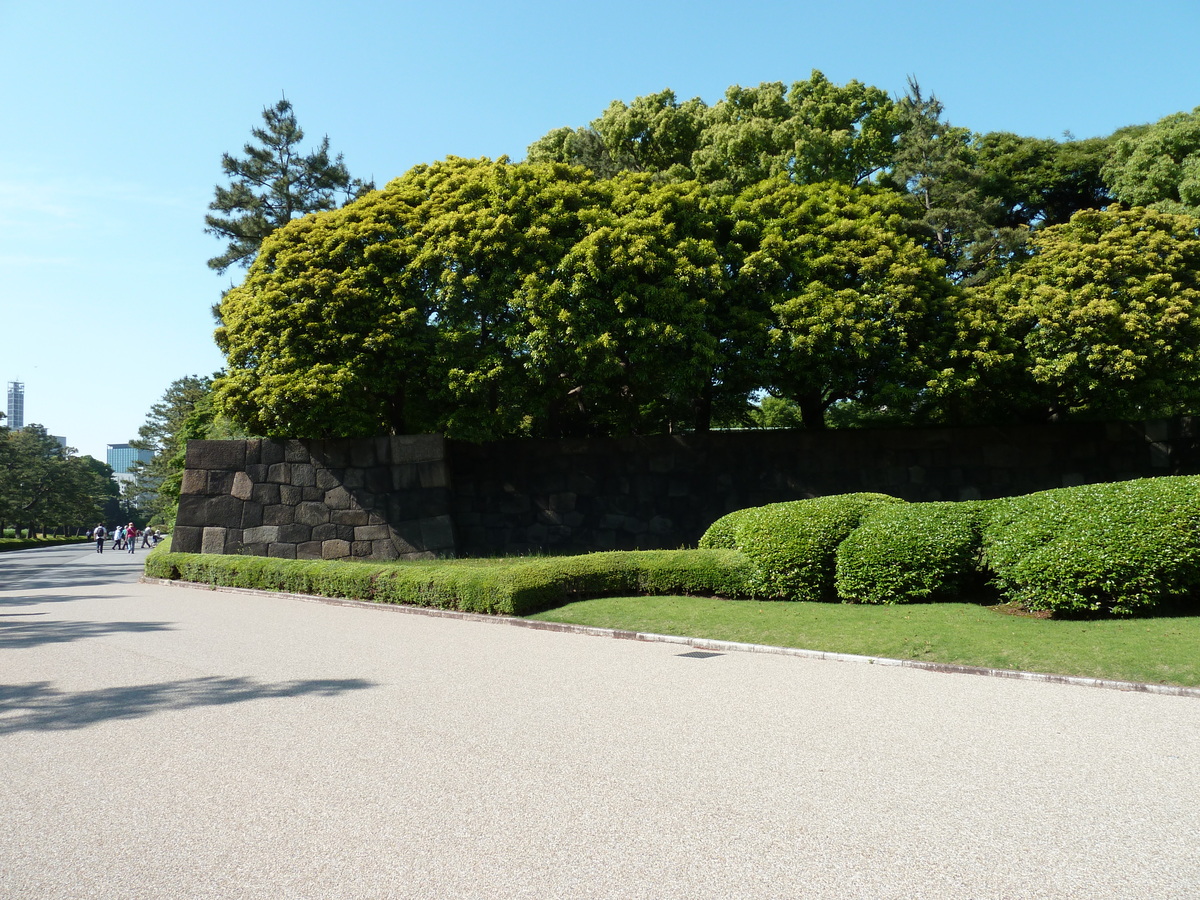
[676,651,724,659]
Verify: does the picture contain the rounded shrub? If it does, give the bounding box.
[700,493,904,601]
[835,501,985,604]
[981,475,1200,616]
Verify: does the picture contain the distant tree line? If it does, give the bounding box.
[0,421,121,536]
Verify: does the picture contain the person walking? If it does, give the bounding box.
[93,523,107,553]
[126,523,138,554]
[141,527,153,549]
[113,524,125,551]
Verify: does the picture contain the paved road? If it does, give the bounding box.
[2,544,1200,899]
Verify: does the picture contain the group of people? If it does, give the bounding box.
[91,523,161,553]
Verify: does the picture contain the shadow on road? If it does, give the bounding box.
[0,677,378,734]
[0,616,175,649]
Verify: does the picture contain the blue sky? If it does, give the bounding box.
[2,0,1198,461]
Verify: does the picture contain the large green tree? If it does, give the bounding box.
[1102,109,1200,216]
[732,178,959,428]
[0,426,113,534]
[982,205,1200,420]
[205,99,372,274]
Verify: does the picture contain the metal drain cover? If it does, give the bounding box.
[676,651,724,659]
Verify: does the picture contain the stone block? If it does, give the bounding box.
[351,541,373,557]
[267,463,291,484]
[392,465,419,490]
[322,539,352,560]
[241,502,264,529]
[351,441,378,468]
[180,468,208,496]
[312,524,339,541]
[260,441,286,465]
[332,508,369,526]
[367,541,400,561]
[284,440,311,463]
[421,515,457,552]
[201,527,228,555]
[243,439,261,466]
[243,525,281,544]
[245,464,269,483]
[268,543,297,559]
[295,502,330,526]
[325,486,353,510]
[186,440,246,471]
[251,483,281,506]
[279,485,302,506]
[204,495,245,529]
[231,471,254,500]
[391,434,444,464]
[342,468,365,490]
[171,526,202,554]
[419,460,449,488]
[242,543,269,557]
[315,468,341,491]
[207,471,235,496]
[365,467,391,494]
[354,524,391,542]
[291,464,316,487]
[279,524,313,543]
[263,505,295,526]
[301,487,324,502]
[297,541,323,560]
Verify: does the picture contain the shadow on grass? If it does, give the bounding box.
[0,677,377,735]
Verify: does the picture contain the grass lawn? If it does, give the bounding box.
[527,595,1200,687]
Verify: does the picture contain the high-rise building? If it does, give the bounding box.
[107,443,153,474]
[6,381,24,429]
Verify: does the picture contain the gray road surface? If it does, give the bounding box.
[2,543,1199,899]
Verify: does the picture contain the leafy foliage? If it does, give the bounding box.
[0,425,115,531]
[1102,109,1200,216]
[835,501,985,604]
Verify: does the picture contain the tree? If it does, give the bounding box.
[1102,109,1200,216]
[205,99,372,274]
[732,178,959,428]
[983,205,1200,420]
[0,426,113,534]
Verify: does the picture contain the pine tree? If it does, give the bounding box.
[205,99,372,273]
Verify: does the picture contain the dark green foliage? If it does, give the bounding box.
[981,477,1200,616]
[699,493,904,600]
[143,546,753,616]
[836,501,985,604]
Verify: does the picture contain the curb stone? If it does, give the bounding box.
[141,576,1200,699]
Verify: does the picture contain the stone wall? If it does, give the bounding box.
[172,434,455,560]
[175,418,1198,559]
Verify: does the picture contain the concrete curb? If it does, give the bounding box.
[141,576,1200,700]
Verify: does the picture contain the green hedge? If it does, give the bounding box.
[699,493,904,601]
[0,536,91,553]
[980,478,1200,616]
[143,545,753,617]
[835,501,985,604]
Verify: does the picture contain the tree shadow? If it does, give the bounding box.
[0,677,377,735]
[0,617,175,649]
[0,556,145,590]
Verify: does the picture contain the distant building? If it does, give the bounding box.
[107,443,153,475]
[6,381,24,429]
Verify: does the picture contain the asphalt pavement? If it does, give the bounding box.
[2,543,1200,899]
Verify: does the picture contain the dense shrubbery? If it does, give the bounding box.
[981,479,1200,616]
[835,501,985,604]
[144,545,752,617]
[702,476,1200,616]
[698,493,902,600]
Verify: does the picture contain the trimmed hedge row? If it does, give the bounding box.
[0,537,91,553]
[701,476,1200,616]
[143,545,752,617]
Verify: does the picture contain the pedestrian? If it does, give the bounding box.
[93,523,107,553]
[126,523,137,554]
[114,524,125,551]
[141,527,153,549]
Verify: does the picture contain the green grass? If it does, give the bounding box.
[527,595,1200,687]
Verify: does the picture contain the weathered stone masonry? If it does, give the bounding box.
[174,418,1199,560]
[172,434,455,560]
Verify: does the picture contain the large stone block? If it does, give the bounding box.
[284,440,311,463]
[260,440,286,465]
[243,525,281,544]
[201,527,227,555]
[325,486,353,510]
[207,471,235,496]
[241,501,264,529]
[263,505,295,526]
[322,539,352,559]
[351,442,378,468]
[421,515,457,553]
[279,524,313,543]
[279,485,302,506]
[315,468,341,491]
[204,495,245,529]
[312,524,339,541]
[186,440,245,471]
[354,524,391,542]
[251,483,281,506]
[291,464,316,487]
[180,468,208,496]
[267,463,291,484]
[295,502,330,526]
[419,460,449,488]
[297,541,323,560]
[392,434,445,464]
[171,526,202,554]
[268,543,297,559]
[231,471,254,500]
[331,508,368,526]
